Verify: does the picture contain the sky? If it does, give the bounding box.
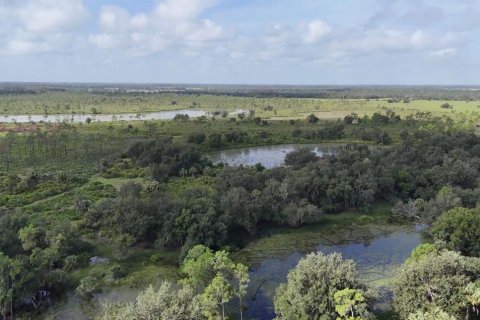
[0,0,479,85]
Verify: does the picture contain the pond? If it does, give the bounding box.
[234,219,424,319]
[44,217,422,320]
[209,144,344,168]
[0,109,245,123]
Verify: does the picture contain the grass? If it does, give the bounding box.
[232,202,394,265]
[89,176,146,191]
[70,241,180,290]
[1,91,480,123]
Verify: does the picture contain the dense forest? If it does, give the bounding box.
[2,83,480,100]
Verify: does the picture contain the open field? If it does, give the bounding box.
[2,91,480,122]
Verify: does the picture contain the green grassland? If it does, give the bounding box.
[2,91,480,122]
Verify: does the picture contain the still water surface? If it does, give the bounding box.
[237,222,423,319]
[209,144,344,168]
[0,109,245,123]
[46,220,422,319]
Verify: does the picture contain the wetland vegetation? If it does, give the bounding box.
[1,85,480,319]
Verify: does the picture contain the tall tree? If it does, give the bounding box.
[274,252,370,320]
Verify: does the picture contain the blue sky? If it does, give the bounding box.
[0,0,479,84]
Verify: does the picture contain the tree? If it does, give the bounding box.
[181,245,216,290]
[431,207,480,257]
[284,148,318,167]
[405,244,439,265]
[173,114,190,121]
[307,113,319,124]
[274,252,370,320]
[220,187,259,234]
[0,252,12,320]
[18,224,46,251]
[423,186,461,222]
[208,133,224,149]
[407,307,456,320]
[393,249,480,319]
[188,133,206,145]
[334,288,372,320]
[279,201,323,227]
[200,274,234,320]
[391,199,424,221]
[96,282,198,320]
[441,103,453,109]
[343,113,358,125]
[233,263,249,320]
[180,245,249,319]
[464,282,480,319]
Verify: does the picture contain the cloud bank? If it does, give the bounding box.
[0,0,479,84]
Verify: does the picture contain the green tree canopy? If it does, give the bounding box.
[393,249,480,319]
[431,207,480,257]
[274,252,371,320]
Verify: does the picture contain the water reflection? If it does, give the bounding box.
[45,222,422,320]
[210,144,342,168]
[238,223,422,320]
[0,109,245,123]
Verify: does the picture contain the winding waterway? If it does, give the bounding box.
[46,218,422,319]
[0,109,245,123]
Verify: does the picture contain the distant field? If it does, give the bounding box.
[1,92,480,121]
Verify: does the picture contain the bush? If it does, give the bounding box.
[150,253,164,263]
[63,255,79,271]
[188,133,206,145]
[110,264,128,279]
[77,276,101,300]
[307,113,319,124]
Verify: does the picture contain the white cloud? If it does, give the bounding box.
[89,0,226,56]
[19,0,88,33]
[154,0,217,22]
[88,34,124,50]
[303,20,332,44]
[131,14,149,30]
[0,0,478,83]
[429,48,457,59]
[185,19,224,43]
[5,39,48,55]
[0,0,88,56]
[99,6,130,32]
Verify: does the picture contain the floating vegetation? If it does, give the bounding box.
[233,218,423,319]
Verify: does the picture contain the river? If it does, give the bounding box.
[0,109,245,123]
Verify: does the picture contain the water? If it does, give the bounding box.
[45,220,422,320]
[0,109,245,123]
[235,221,423,320]
[209,144,343,168]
